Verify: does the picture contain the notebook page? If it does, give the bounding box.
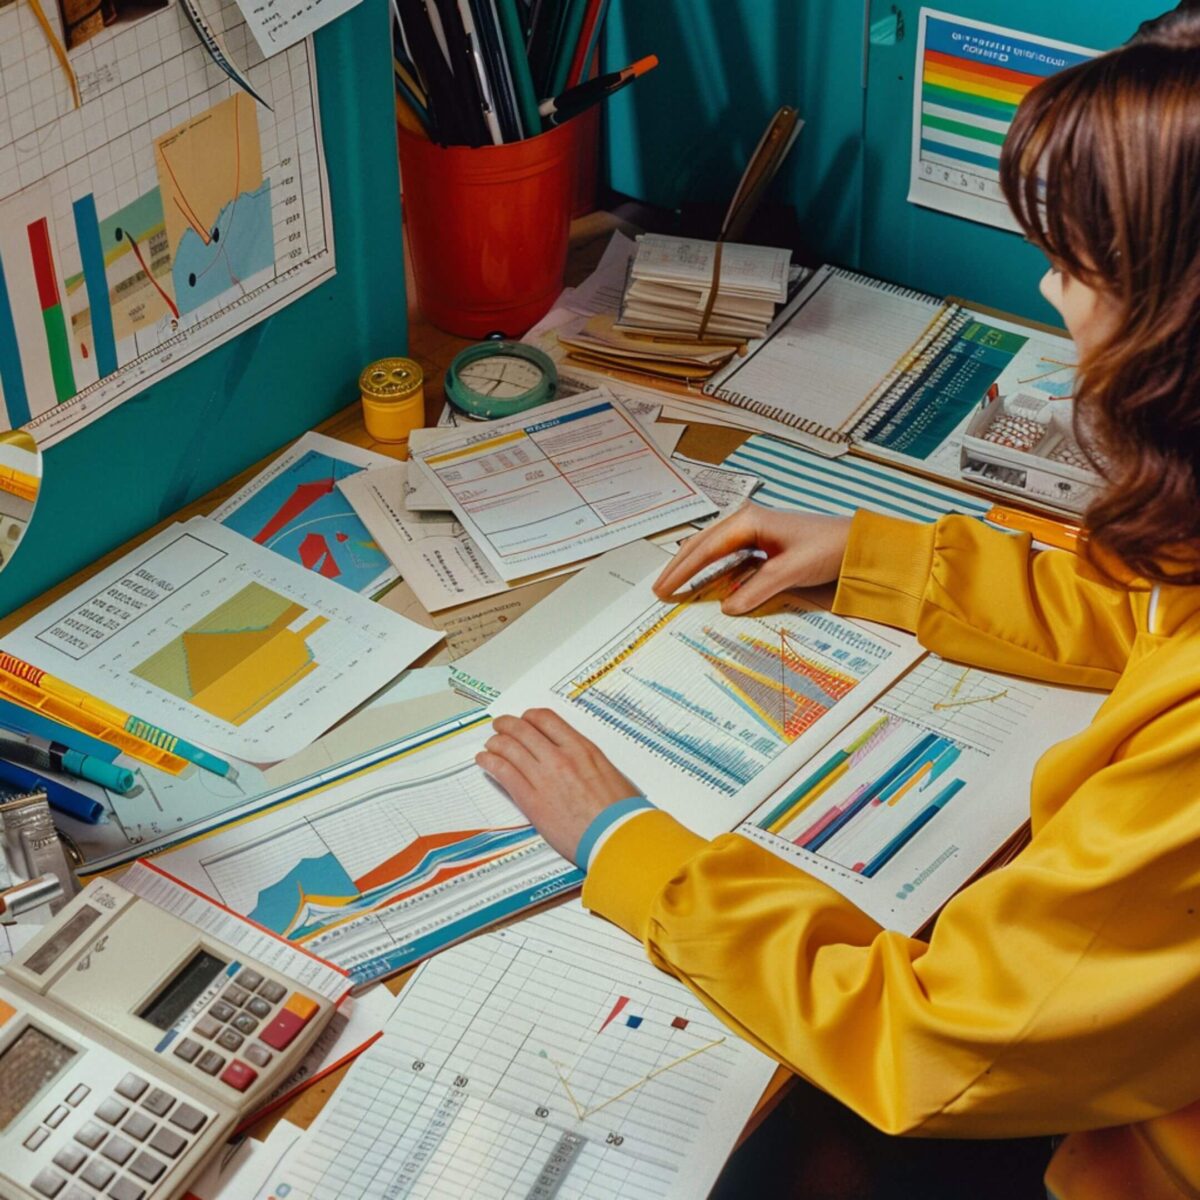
[704,267,943,448]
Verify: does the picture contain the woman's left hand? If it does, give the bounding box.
[476,709,638,864]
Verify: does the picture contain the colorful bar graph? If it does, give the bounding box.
[804,733,939,854]
[859,779,966,878]
[26,218,76,403]
[73,194,119,378]
[0,254,30,427]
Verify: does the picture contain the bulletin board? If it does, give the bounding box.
[603,0,1166,321]
[1,0,407,616]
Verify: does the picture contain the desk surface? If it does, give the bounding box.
[2,210,788,1156]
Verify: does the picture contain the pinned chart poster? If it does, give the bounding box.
[0,517,441,761]
[909,10,1097,231]
[0,0,333,446]
[214,432,399,595]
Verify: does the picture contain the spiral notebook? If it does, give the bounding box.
[702,266,946,453]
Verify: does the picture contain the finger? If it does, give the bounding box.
[653,512,757,597]
[722,554,800,614]
[475,751,532,807]
[491,713,560,763]
[521,707,601,756]
[483,732,541,780]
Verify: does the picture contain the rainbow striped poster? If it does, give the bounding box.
[909,10,1097,231]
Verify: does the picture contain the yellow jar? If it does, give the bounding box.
[359,357,425,455]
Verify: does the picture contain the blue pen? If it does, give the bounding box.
[0,756,105,824]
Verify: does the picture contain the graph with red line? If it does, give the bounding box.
[0,0,332,445]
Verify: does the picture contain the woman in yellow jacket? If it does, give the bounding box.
[477,6,1200,1197]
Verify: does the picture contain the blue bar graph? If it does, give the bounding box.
[860,778,966,878]
[0,252,30,427]
[73,194,118,378]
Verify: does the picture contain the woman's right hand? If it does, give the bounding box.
[653,505,853,615]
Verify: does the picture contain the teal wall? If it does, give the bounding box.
[2,0,407,617]
[604,0,1166,322]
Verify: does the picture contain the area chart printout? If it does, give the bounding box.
[908,10,1096,232]
[0,0,333,445]
[214,432,399,596]
[739,655,1104,931]
[149,723,582,986]
[499,557,923,838]
[0,517,441,762]
[269,902,775,1200]
[411,390,716,582]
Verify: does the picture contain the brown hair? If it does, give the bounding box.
[999,3,1200,584]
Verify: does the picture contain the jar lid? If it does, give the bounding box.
[359,357,424,402]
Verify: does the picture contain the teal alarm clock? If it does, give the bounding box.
[444,341,558,420]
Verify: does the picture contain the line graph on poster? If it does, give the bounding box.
[0,0,333,446]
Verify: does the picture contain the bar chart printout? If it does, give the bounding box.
[908,10,1097,231]
[269,902,775,1200]
[539,566,913,834]
[739,656,1104,931]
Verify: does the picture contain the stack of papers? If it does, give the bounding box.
[620,234,792,341]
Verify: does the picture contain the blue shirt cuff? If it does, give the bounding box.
[575,796,655,871]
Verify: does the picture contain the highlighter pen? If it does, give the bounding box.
[0,735,136,794]
[0,756,104,823]
[538,54,659,125]
[0,651,236,781]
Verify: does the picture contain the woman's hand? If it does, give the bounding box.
[476,709,638,865]
[654,505,853,615]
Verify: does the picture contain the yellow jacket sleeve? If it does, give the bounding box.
[581,692,1200,1138]
[832,511,1140,689]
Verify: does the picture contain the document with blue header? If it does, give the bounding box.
[410,389,717,581]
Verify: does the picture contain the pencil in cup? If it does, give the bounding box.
[0,652,234,779]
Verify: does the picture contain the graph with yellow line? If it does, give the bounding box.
[272,902,775,1200]
[132,582,326,726]
[553,571,887,796]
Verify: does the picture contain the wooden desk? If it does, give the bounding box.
[2,210,791,1160]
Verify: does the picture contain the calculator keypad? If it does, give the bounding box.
[167,971,317,1093]
[25,1071,210,1200]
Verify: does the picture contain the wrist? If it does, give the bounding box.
[574,796,655,869]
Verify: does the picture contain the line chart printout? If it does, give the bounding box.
[270,902,775,1200]
[149,723,583,987]
[0,517,440,762]
[412,390,716,582]
[739,655,1104,931]
[499,557,923,838]
[0,0,333,445]
[214,432,399,595]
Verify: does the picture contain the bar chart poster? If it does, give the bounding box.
[908,10,1097,231]
[0,0,333,446]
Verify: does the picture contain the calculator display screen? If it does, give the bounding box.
[138,950,228,1031]
[0,1026,76,1130]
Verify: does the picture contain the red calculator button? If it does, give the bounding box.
[218,1061,258,1093]
[259,996,317,1050]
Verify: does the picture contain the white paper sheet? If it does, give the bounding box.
[739,655,1104,932]
[2,517,442,762]
[235,0,362,57]
[410,390,716,581]
[497,553,923,838]
[268,902,776,1200]
[212,432,400,596]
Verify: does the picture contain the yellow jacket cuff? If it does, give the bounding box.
[581,809,707,941]
[833,509,937,632]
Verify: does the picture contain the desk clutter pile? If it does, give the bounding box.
[0,228,1105,1200]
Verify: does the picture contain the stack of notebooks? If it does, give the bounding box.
[556,233,794,384]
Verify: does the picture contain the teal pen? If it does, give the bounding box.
[0,735,136,794]
[124,716,238,781]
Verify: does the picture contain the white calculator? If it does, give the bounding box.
[0,878,336,1200]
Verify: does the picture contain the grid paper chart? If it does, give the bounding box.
[0,0,333,445]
